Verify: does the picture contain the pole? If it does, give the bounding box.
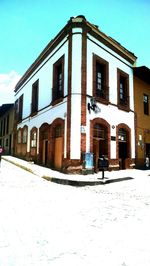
[102,168,104,179]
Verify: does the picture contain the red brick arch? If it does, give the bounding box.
[30,127,38,160]
[116,123,131,159]
[39,123,50,164]
[90,118,111,159]
[49,118,64,168]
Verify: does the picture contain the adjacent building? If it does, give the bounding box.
[14,15,137,173]
[0,104,14,155]
[134,66,150,168]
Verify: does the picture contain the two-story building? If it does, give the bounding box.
[134,66,150,168]
[14,15,137,173]
[0,104,14,155]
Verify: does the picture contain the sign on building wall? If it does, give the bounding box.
[84,152,94,169]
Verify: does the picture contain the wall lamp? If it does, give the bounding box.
[87,97,101,114]
[88,97,97,112]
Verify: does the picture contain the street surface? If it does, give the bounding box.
[0,159,150,266]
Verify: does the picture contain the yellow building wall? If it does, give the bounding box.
[134,76,150,167]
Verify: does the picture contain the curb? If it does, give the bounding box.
[2,156,134,186]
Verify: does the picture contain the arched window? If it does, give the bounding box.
[93,124,107,140]
[31,131,37,147]
[55,125,62,138]
[93,123,108,157]
[17,129,21,144]
[118,128,127,142]
[23,127,27,144]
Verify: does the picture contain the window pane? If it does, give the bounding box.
[18,130,21,143]
[143,94,149,115]
[94,124,106,139]
[23,128,27,144]
[31,81,38,114]
[55,125,62,138]
[118,129,127,142]
[31,131,37,147]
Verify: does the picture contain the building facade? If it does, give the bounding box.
[0,104,14,155]
[134,66,150,168]
[14,15,137,173]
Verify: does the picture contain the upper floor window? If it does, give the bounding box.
[0,120,2,137]
[93,55,109,103]
[143,94,149,115]
[3,118,6,136]
[18,95,23,121]
[6,115,9,134]
[15,94,23,122]
[31,80,39,115]
[52,56,64,102]
[117,69,129,110]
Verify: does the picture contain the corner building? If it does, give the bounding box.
[14,16,137,173]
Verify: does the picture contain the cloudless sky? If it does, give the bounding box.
[0,0,150,104]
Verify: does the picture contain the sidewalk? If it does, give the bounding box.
[2,155,149,186]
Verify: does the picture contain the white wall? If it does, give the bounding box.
[86,35,135,159]
[15,36,69,156]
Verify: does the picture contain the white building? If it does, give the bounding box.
[14,15,137,173]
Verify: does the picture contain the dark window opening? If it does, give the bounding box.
[119,76,127,104]
[18,95,23,121]
[93,55,109,102]
[118,128,127,142]
[52,56,64,102]
[118,69,129,109]
[31,80,39,115]
[143,94,149,115]
[6,115,9,134]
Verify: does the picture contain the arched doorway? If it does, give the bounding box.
[93,123,108,171]
[39,123,49,165]
[54,124,63,169]
[118,127,129,169]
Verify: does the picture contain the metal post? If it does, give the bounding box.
[102,168,104,179]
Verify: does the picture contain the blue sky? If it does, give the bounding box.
[0,0,150,104]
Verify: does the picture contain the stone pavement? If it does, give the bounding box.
[2,155,149,186]
[1,157,150,266]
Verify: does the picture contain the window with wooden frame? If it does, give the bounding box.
[0,121,2,137]
[6,115,9,134]
[118,128,127,142]
[117,69,129,110]
[55,125,62,138]
[52,56,64,102]
[15,94,23,122]
[31,130,37,148]
[93,55,109,103]
[18,94,23,121]
[22,127,28,144]
[143,94,149,115]
[17,129,21,144]
[31,80,39,115]
[93,124,107,140]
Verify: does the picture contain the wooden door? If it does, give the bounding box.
[42,140,48,165]
[54,137,62,169]
[93,138,99,171]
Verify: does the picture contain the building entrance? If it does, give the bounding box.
[118,128,128,169]
[93,123,108,171]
